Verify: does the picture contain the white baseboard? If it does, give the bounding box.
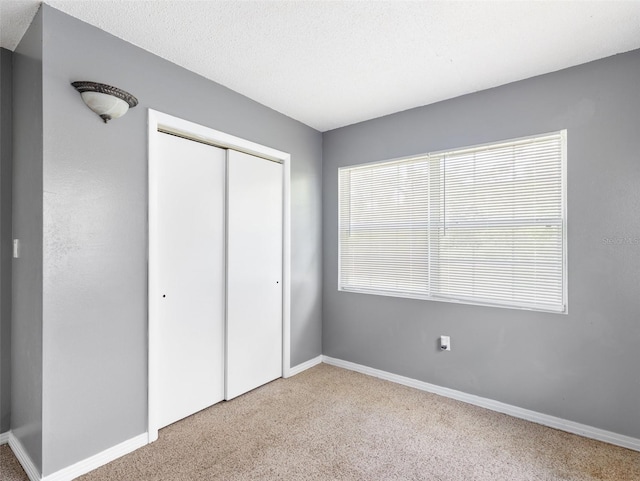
[287,354,323,377]
[42,433,148,481]
[8,432,41,481]
[7,356,638,481]
[322,355,640,453]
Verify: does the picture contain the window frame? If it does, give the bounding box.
[337,131,568,314]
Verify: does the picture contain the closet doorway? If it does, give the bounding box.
[147,110,291,442]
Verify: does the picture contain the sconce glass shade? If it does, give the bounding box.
[71,81,138,123]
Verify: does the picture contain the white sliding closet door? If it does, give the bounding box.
[155,132,226,428]
[226,150,283,400]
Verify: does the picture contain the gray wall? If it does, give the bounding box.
[11,8,44,472]
[323,49,640,440]
[0,48,13,434]
[38,5,322,475]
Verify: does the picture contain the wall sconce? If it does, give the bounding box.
[71,81,138,123]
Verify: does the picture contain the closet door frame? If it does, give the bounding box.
[147,109,291,443]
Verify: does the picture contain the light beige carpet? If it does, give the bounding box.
[0,444,28,481]
[3,364,639,480]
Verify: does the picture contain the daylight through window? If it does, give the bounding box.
[338,131,567,313]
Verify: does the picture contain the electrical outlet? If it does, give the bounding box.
[440,335,451,351]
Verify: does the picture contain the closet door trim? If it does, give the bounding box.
[147,109,291,443]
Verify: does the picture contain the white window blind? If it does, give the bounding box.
[338,131,566,313]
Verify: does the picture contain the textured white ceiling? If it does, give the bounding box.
[2,1,640,131]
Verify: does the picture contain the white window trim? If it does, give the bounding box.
[338,130,568,314]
